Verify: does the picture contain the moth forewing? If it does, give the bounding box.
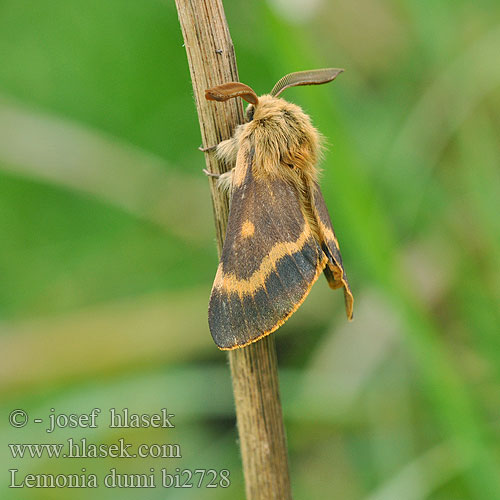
[208,147,328,349]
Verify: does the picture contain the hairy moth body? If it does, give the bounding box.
[205,69,353,349]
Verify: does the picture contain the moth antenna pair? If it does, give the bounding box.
[205,68,344,105]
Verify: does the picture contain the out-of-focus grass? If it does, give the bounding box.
[1,0,499,499]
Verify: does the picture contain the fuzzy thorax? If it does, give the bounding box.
[249,95,320,182]
[216,95,322,186]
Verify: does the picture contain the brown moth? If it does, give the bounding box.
[205,69,353,350]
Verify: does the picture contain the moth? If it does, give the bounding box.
[204,69,353,350]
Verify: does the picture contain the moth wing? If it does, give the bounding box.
[312,183,354,319]
[209,147,328,350]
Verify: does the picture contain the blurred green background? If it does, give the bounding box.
[1,0,499,499]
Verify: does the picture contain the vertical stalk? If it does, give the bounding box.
[175,1,292,498]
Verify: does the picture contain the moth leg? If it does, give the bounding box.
[199,144,217,153]
[199,137,236,155]
[203,168,234,194]
[216,169,235,193]
[215,137,239,166]
[201,129,242,196]
[199,135,238,157]
[203,169,220,178]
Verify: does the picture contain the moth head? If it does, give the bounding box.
[205,68,343,122]
[245,104,256,122]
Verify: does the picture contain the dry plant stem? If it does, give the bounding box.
[228,336,292,499]
[175,1,292,499]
